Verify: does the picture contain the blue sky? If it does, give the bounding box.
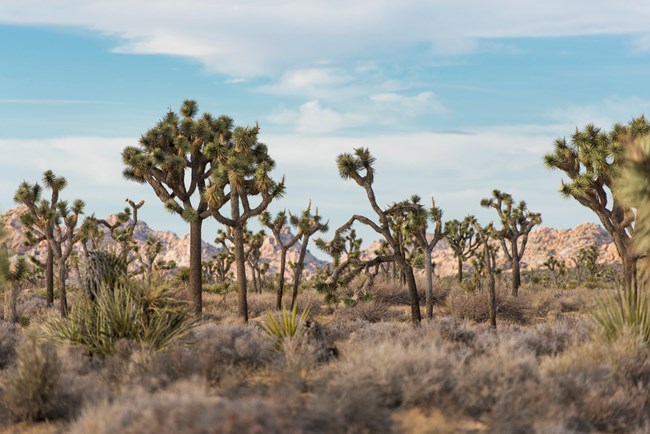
[1,1,649,253]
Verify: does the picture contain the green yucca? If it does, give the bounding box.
[259,303,311,351]
[592,287,650,346]
[43,281,197,356]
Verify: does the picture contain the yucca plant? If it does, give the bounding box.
[259,303,311,351]
[592,287,650,345]
[43,280,197,356]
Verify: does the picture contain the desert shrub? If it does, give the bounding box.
[437,316,477,346]
[43,281,197,356]
[2,333,62,421]
[322,337,456,411]
[452,341,541,419]
[591,286,650,346]
[0,321,18,369]
[68,380,297,434]
[542,336,650,433]
[510,319,584,357]
[339,299,393,323]
[446,289,534,325]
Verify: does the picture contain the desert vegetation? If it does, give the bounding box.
[0,106,649,433]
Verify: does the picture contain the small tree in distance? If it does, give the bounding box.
[444,216,480,283]
[481,189,541,296]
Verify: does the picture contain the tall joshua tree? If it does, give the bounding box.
[403,195,444,319]
[205,122,284,323]
[481,189,541,296]
[123,100,232,315]
[14,171,85,316]
[289,203,328,309]
[444,216,480,283]
[544,116,650,292]
[332,147,422,324]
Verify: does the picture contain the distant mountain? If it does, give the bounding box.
[1,206,326,277]
[361,223,620,277]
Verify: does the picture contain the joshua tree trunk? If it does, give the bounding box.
[4,284,18,324]
[58,260,68,317]
[46,246,54,307]
[189,219,203,316]
[276,249,288,309]
[425,250,434,319]
[487,261,497,329]
[402,261,422,325]
[457,256,463,283]
[290,239,309,310]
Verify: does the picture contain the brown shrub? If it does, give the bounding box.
[0,321,18,369]
[339,299,394,323]
[68,380,298,434]
[2,333,62,422]
[445,289,534,325]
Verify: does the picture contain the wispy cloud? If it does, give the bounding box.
[0,99,117,105]
[1,1,649,77]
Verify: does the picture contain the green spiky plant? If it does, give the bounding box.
[14,171,86,316]
[43,280,197,356]
[259,302,312,351]
[205,121,285,323]
[481,190,542,296]
[123,100,232,315]
[444,216,481,283]
[544,116,650,292]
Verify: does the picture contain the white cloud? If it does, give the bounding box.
[268,100,365,134]
[545,97,650,129]
[1,1,649,77]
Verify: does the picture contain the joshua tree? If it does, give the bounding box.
[402,196,444,319]
[444,216,481,283]
[213,230,236,283]
[14,171,65,307]
[14,171,85,316]
[288,203,328,309]
[96,199,145,265]
[544,116,650,292]
[244,230,266,294]
[617,133,650,289]
[142,235,162,284]
[123,100,232,315]
[327,148,423,324]
[472,219,498,328]
[543,255,567,286]
[205,122,285,323]
[573,245,599,286]
[481,190,541,296]
[260,210,301,309]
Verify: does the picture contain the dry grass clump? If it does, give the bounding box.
[68,380,297,434]
[0,321,19,369]
[1,333,63,422]
[339,299,396,323]
[542,335,650,433]
[322,332,457,411]
[445,289,535,325]
[507,319,586,357]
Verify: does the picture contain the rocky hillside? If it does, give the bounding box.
[362,223,620,277]
[1,206,325,277]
